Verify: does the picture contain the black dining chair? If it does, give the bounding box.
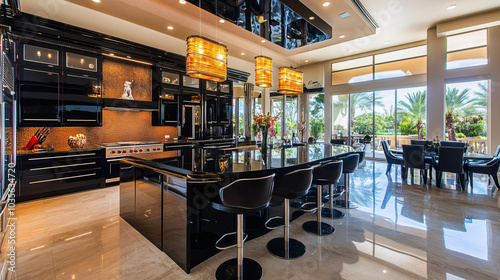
[411,140,431,146]
[466,157,500,189]
[381,140,404,175]
[433,146,466,190]
[330,139,346,145]
[402,145,432,184]
[441,141,467,148]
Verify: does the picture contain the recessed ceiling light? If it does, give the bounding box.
[127,56,131,58]
[305,60,309,62]
[109,53,115,56]
[92,0,101,2]
[240,52,245,55]
[447,4,456,10]
[219,19,225,23]
[179,0,186,4]
[167,26,174,30]
[261,39,266,43]
[347,50,352,53]
[384,40,390,44]
[309,16,315,20]
[322,2,331,7]
[339,35,345,39]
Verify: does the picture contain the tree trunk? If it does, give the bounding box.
[416,119,424,139]
[445,111,456,141]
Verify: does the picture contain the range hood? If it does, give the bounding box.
[103,98,158,112]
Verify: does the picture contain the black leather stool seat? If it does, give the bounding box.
[333,153,360,209]
[303,160,343,235]
[267,167,314,259]
[212,174,275,280]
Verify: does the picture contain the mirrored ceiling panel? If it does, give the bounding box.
[187,0,331,50]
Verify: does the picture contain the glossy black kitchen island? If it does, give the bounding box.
[119,144,355,273]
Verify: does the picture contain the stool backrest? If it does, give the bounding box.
[220,174,275,210]
[312,160,343,185]
[274,167,314,198]
[340,154,360,174]
[403,145,425,169]
[437,146,464,173]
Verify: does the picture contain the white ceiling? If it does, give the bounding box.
[19,0,500,68]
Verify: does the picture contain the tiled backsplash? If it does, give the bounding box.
[102,58,152,101]
[17,110,177,150]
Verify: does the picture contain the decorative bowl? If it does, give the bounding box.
[68,134,86,149]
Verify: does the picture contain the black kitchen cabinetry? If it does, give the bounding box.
[153,67,181,126]
[203,81,233,139]
[17,43,102,127]
[17,149,105,201]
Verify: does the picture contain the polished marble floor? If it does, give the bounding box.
[8,161,500,280]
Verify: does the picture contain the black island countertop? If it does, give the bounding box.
[124,143,356,178]
[119,143,357,274]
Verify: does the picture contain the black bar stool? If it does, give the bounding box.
[212,174,275,280]
[333,153,360,209]
[267,167,314,259]
[303,160,343,236]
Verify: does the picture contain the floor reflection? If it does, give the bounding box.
[9,160,500,280]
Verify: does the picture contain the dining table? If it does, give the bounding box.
[390,148,493,161]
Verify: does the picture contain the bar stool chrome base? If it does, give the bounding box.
[332,199,359,209]
[267,237,306,259]
[321,208,345,219]
[215,258,262,280]
[302,221,335,235]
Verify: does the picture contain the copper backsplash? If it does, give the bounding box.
[102,58,152,101]
[17,110,177,151]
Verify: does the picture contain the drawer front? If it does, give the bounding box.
[20,167,103,197]
[20,152,102,176]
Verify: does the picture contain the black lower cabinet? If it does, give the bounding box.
[17,149,105,201]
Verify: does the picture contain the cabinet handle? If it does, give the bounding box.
[24,118,59,121]
[29,173,96,184]
[66,119,97,122]
[28,153,97,161]
[29,162,96,171]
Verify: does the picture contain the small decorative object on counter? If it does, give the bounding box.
[252,112,280,166]
[68,134,86,149]
[24,127,51,150]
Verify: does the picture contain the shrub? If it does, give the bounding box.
[456,132,466,138]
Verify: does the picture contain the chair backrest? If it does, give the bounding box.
[411,140,431,146]
[382,140,397,160]
[437,146,464,173]
[403,145,425,169]
[312,160,343,185]
[330,139,346,145]
[441,141,466,148]
[274,167,314,199]
[220,173,275,210]
[493,145,500,157]
[340,153,360,174]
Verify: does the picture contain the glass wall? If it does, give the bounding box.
[308,93,324,142]
[446,29,488,70]
[271,95,283,138]
[444,80,488,154]
[285,95,298,138]
[332,86,427,158]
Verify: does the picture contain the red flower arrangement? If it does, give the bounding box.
[252,112,280,137]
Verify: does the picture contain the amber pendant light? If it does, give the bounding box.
[278,67,303,94]
[186,35,227,82]
[254,56,272,88]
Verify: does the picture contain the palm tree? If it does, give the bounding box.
[473,82,488,108]
[333,92,382,133]
[445,87,473,141]
[397,90,426,139]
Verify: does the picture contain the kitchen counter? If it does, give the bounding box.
[17,144,103,155]
[120,144,356,273]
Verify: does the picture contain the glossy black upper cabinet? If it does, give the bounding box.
[153,68,181,126]
[18,43,102,127]
[61,51,102,126]
[61,73,102,126]
[19,68,61,126]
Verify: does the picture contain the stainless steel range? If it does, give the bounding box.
[101,141,164,185]
[102,141,164,158]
